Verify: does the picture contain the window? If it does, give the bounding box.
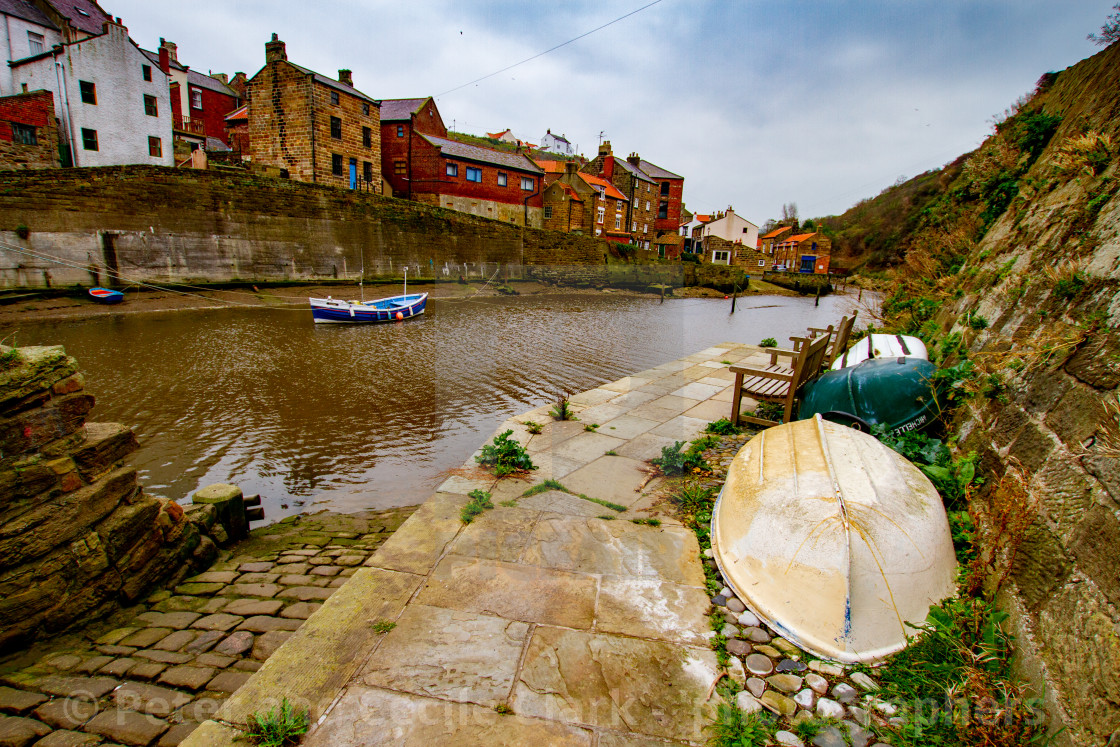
[79,80,96,105]
[144,95,158,117]
[614,215,621,230]
[743,227,749,233]
[330,116,342,139]
[597,207,605,224]
[394,160,406,175]
[714,251,730,263]
[661,182,670,196]
[362,126,371,147]
[632,221,637,232]
[362,103,370,116]
[497,172,507,187]
[148,136,162,157]
[190,88,202,110]
[544,206,553,219]
[617,200,623,211]
[332,153,343,176]
[330,90,339,106]
[12,123,36,145]
[446,163,458,177]
[658,201,668,219]
[142,64,152,82]
[645,200,650,211]
[363,161,372,182]
[520,176,534,191]
[643,223,648,233]
[81,128,98,150]
[465,166,481,183]
[396,125,404,138]
[28,32,44,55]
[758,260,766,267]
[646,183,651,192]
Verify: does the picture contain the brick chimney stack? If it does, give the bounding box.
[265,33,287,63]
[159,38,178,64]
[565,161,577,177]
[627,152,641,167]
[598,140,611,157]
[338,69,352,86]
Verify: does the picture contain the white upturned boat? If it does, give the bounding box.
[831,333,928,370]
[711,416,957,664]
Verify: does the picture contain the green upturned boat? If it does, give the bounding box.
[798,357,941,436]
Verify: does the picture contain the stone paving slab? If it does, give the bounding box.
[182,342,772,746]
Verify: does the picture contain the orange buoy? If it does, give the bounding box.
[395,312,404,320]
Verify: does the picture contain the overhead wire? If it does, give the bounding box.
[436,0,665,98]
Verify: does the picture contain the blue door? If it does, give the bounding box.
[800,256,816,273]
[349,158,357,190]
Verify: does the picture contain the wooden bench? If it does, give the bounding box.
[768,312,858,372]
[731,331,833,428]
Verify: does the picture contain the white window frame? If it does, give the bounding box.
[446,162,458,177]
[28,31,44,55]
[497,172,507,187]
[520,176,534,191]
[597,206,605,224]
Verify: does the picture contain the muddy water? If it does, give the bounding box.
[11,292,864,522]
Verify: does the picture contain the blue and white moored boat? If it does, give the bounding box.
[88,287,124,304]
[308,292,427,324]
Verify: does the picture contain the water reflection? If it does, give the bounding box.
[11,292,864,522]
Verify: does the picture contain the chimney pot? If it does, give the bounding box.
[265,34,287,63]
[565,161,577,176]
[598,140,611,156]
[338,69,352,86]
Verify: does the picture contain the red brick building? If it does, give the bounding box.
[406,133,544,226]
[143,40,241,150]
[246,35,381,190]
[539,161,630,241]
[0,90,58,169]
[637,158,684,235]
[379,97,447,199]
[582,141,658,248]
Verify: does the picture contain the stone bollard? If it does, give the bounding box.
[192,483,248,544]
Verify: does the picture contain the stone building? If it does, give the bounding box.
[11,17,174,167]
[772,231,832,273]
[582,141,658,249]
[246,35,381,191]
[0,89,59,169]
[540,161,629,241]
[692,208,760,264]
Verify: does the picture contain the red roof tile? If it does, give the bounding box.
[789,233,817,242]
[580,173,626,201]
[761,227,791,239]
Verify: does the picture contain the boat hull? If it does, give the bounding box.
[711,416,957,664]
[309,293,427,324]
[831,333,927,370]
[89,288,124,305]
[799,357,940,436]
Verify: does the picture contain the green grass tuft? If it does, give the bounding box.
[630,517,661,527]
[460,489,494,524]
[371,620,396,634]
[245,698,310,747]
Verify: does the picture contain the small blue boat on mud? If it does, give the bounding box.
[88,287,124,304]
[308,293,427,323]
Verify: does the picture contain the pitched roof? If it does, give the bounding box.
[48,0,110,36]
[553,182,583,202]
[0,0,55,29]
[788,233,817,242]
[487,128,511,139]
[187,68,237,97]
[380,98,429,122]
[532,159,568,174]
[580,173,626,201]
[419,134,543,174]
[695,214,713,223]
[287,61,379,104]
[761,226,792,239]
[141,48,186,71]
[225,104,248,122]
[543,131,571,144]
[612,156,656,184]
[638,159,682,180]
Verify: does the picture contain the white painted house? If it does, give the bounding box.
[0,0,64,96]
[538,128,574,156]
[11,17,173,166]
[696,208,759,264]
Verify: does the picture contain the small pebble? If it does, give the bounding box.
[767,673,803,693]
[850,671,879,691]
[775,731,805,747]
[712,595,727,606]
[745,653,774,676]
[726,639,751,657]
[726,597,746,613]
[747,676,767,698]
[809,660,844,677]
[736,610,760,628]
[832,682,858,704]
[816,697,845,719]
[720,624,740,639]
[719,586,732,598]
[727,656,746,685]
[702,548,714,558]
[720,609,738,624]
[735,691,763,714]
[848,705,871,727]
[745,626,771,643]
[793,687,816,709]
[777,658,807,673]
[806,673,828,695]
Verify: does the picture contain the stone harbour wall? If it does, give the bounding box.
[0,166,612,289]
[0,345,244,652]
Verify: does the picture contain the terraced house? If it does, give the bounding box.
[582,141,659,249]
[379,96,447,200]
[539,160,629,241]
[246,34,381,191]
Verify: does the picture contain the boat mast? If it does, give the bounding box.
[404,266,408,298]
[359,248,365,302]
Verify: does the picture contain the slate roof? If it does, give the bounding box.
[287,62,379,105]
[638,159,682,180]
[543,130,571,144]
[141,48,186,72]
[49,0,110,36]
[0,0,55,28]
[187,68,237,97]
[380,98,429,122]
[613,157,656,185]
[420,134,543,174]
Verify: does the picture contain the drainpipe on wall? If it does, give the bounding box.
[308,75,316,183]
[407,113,413,200]
[55,54,77,168]
[523,172,540,227]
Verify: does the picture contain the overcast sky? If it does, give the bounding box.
[106,0,1112,223]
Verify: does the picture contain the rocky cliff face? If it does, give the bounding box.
[0,346,238,651]
[875,41,1120,746]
